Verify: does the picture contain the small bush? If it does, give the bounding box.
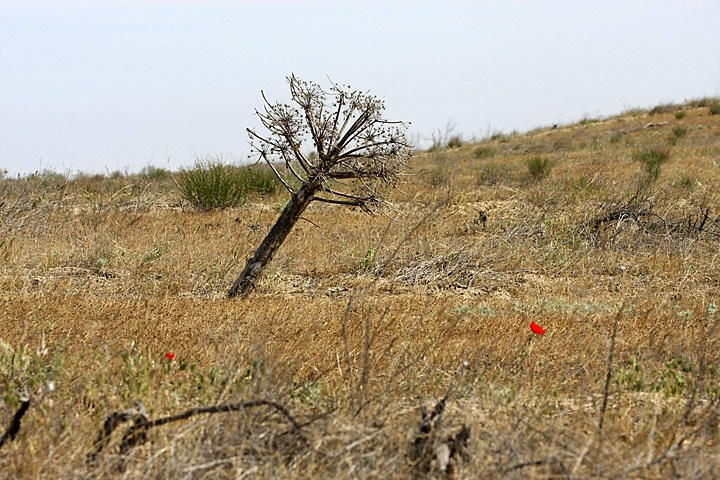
[675,111,686,120]
[525,155,554,180]
[689,97,718,108]
[709,103,720,115]
[579,116,599,126]
[672,126,687,138]
[140,165,171,182]
[632,147,671,182]
[446,135,463,149]
[177,157,247,211]
[649,103,679,115]
[490,132,508,142]
[473,146,493,159]
[178,159,283,211]
[37,169,67,189]
[240,166,282,196]
[609,132,624,144]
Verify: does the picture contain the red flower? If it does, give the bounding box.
[530,321,545,335]
[165,352,176,361]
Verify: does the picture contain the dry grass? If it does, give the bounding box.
[2,101,720,478]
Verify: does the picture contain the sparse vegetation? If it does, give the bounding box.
[610,131,624,144]
[672,125,688,138]
[632,146,671,183]
[525,155,554,180]
[649,102,680,115]
[679,170,693,188]
[472,145,493,159]
[2,100,720,479]
[475,162,504,185]
[688,97,718,108]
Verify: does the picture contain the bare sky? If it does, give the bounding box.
[2,0,719,176]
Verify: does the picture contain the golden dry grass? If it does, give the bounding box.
[2,102,720,478]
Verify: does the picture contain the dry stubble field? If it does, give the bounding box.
[2,101,720,479]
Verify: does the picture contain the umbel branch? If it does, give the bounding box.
[228,75,411,298]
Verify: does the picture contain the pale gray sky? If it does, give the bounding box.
[2,0,719,176]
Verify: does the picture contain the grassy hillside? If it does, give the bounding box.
[2,99,720,478]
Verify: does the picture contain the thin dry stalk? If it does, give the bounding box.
[596,306,621,476]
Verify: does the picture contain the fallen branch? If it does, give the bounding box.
[89,398,300,465]
[0,399,30,449]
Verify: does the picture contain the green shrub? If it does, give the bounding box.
[672,126,687,138]
[177,157,248,211]
[140,165,171,182]
[632,147,671,182]
[490,132,508,142]
[709,103,720,115]
[178,159,284,211]
[674,111,686,120]
[649,103,679,115]
[240,166,282,196]
[689,97,718,108]
[473,146,493,159]
[525,155,554,180]
[609,132,624,144]
[446,135,463,149]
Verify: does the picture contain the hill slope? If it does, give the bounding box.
[1,99,720,478]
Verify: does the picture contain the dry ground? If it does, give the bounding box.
[2,101,720,478]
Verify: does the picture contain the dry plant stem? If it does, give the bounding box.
[228,179,322,297]
[597,306,621,475]
[0,399,30,449]
[342,207,442,417]
[228,74,411,297]
[610,403,719,480]
[342,305,356,415]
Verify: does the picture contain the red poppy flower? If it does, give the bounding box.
[165,352,176,361]
[530,321,545,335]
